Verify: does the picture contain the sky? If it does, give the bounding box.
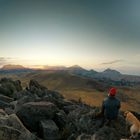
[0,0,140,75]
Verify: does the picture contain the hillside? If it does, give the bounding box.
[0,64,34,74]
[21,72,140,112]
[0,70,140,112]
[0,65,140,112]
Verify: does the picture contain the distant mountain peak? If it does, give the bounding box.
[103,68,121,74]
[68,65,85,70]
[1,64,26,70]
[99,68,122,79]
[69,65,82,68]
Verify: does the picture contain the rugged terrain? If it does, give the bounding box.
[0,78,139,140]
[1,70,140,112]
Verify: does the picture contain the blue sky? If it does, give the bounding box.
[0,0,140,75]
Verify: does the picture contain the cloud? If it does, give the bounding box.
[101,59,123,65]
[0,57,13,66]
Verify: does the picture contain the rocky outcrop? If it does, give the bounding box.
[0,94,14,103]
[17,101,58,132]
[0,78,22,97]
[0,109,38,140]
[0,78,139,140]
[39,120,59,140]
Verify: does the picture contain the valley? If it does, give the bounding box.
[0,66,140,112]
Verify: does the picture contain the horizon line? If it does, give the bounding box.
[0,64,140,76]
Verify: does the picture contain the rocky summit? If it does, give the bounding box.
[0,78,139,140]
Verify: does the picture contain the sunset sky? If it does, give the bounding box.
[0,0,140,75]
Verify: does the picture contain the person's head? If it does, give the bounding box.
[108,87,117,97]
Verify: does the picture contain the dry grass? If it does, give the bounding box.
[0,73,140,112]
[59,89,104,107]
[60,89,140,112]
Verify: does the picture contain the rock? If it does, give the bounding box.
[46,90,64,100]
[29,80,47,91]
[92,126,120,140]
[0,109,7,117]
[0,94,14,103]
[10,101,17,111]
[15,94,40,112]
[0,125,21,140]
[54,110,67,130]
[76,134,92,140]
[13,80,22,92]
[67,133,78,140]
[13,90,31,100]
[28,80,49,98]
[63,99,74,106]
[0,78,22,97]
[63,105,80,114]
[5,108,15,115]
[0,100,13,110]
[16,101,59,132]
[0,125,38,140]
[40,91,65,110]
[0,95,15,114]
[0,78,139,140]
[8,114,31,132]
[0,109,9,126]
[7,114,38,140]
[8,114,36,140]
[39,120,59,140]
[0,110,38,140]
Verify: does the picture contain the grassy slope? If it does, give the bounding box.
[0,71,140,112]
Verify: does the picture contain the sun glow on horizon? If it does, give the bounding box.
[0,0,140,75]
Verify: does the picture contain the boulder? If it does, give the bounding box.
[0,78,22,97]
[16,101,59,132]
[0,125,38,140]
[15,94,40,112]
[29,80,47,91]
[0,125,21,140]
[7,114,38,140]
[0,110,38,140]
[4,108,15,115]
[13,90,31,100]
[63,105,80,114]
[39,120,59,140]
[92,126,120,140]
[0,109,7,117]
[53,110,67,130]
[0,94,14,103]
[0,100,13,110]
[13,80,22,92]
[76,134,92,140]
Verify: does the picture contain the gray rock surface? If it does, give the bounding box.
[39,120,59,140]
[0,78,139,140]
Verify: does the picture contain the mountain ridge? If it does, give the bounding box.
[1,64,140,82]
[1,64,26,70]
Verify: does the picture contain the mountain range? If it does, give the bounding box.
[0,64,140,113]
[0,64,140,83]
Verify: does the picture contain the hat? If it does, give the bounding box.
[109,88,117,96]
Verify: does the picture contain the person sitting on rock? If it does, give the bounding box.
[96,87,121,126]
[102,87,121,125]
